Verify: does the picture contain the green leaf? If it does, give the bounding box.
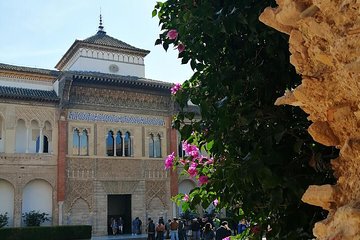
[152,9,158,17]
[154,39,162,45]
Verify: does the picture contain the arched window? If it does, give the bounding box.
[106,131,114,156]
[15,119,27,153]
[154,134,161,158]
[124,132,131,157]
[149,134,154,158]
[72,129,80,155]
[80,130,89,156]
[36,136,49,153]
[116,131,123,156]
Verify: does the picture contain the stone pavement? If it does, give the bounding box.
[91,234,148,240]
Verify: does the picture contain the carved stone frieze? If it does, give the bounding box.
[97,158,143,180]
[15,106,55,127]
[69,86,171,112]
[101,180,139,194]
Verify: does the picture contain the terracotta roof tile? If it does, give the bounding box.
[83,31,150,55]
[0,85,59,102]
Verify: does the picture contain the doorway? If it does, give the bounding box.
[107,194,131,235]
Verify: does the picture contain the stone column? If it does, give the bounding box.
[122,135,125,156]
[57,115,67,203]
[58,201,64,225]
[14,183,22,227]
[130,135,134,157]
[113,134,116,157]
[25,126,30,153]
[39,127,44,153]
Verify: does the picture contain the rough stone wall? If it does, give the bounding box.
[260,1,360,239]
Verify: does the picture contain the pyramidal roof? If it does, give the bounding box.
[83,30,149,54]
[55,16,150,70]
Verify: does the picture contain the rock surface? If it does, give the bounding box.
[260,1,360,239]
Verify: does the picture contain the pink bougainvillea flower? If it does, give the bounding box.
[223,237,230,240]
[198,175,209,185]
[183,194,189,202]
[171,83,182,95]
[187,162,198,177]
[167,29,178,40]
[189,149,199,159]
[213,199,219,206]
[177,43,185,53]
[182,140,191,153]
[164,152,175,169]
[204,158,214,165]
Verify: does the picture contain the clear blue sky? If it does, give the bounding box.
[0,0,193,83]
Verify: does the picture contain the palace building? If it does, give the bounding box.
[0,18,197,235]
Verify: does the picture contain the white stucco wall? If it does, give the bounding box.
[62,48,145,77]
[68,57,145,77]
[0,180,14,227]
[22,180,53,226]
[0,77,53,91]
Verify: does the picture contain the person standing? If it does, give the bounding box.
[133,217,140,235]
[156,218,166,240]
[178,219,186,240]
[203,223,215,240]
[118,217,124,234]
[165,219,171,239]
[139,218,143,234]
[191,218,201,240]
[148,218,156,240]
[215,221,232,240]
[170,218,179,240]
[111,218,118,235]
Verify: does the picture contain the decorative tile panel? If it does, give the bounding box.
[68,111,165,126]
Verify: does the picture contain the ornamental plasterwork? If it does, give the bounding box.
[65,179,93,212]
[101,180,139,194]
[78,48,144,65]
[70,86,171,111]
[146,129,165,138]
[66,158,95,180]
[72,126,91,134]
[105,126,135,135]
[68,111,165,126]
[16,106,55,127]
[96,159,143,180]
[145,180,168,208]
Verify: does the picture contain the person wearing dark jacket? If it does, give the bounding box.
[215,221,232,240]
[191,218,201,240]
[147,219,156,240]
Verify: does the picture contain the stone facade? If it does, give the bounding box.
[0,25,180,236]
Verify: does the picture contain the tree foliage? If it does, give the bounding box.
[154,0,336,239]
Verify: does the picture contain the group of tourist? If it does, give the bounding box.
[109,217,124,235]
[110,215,250,238]
[146,216,249,240]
